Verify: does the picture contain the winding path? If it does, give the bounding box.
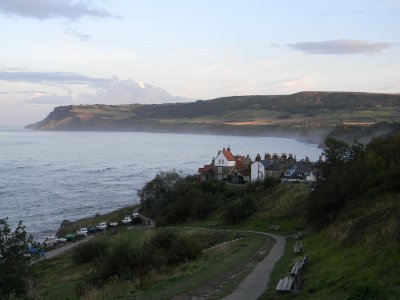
[175,227,286,300]
[222,231,285,300]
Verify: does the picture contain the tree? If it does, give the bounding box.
[138,170,183,218]
[0,218,40,298]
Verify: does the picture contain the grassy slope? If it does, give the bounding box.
[38,180,400,300]
[35,228,268,300]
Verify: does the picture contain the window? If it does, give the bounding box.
[218,167,222,173]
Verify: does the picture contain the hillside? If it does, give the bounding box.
[26,91,400,143]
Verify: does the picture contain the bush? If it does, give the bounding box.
[86,230,202,288]
[0,219,40,298]
[72,239,109,264]
[223,196,256,224]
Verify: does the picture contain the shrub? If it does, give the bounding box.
[223,196,256,224]
[72,239,109,265]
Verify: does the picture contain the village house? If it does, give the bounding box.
[199,147,318,184]
[251,153,318,183]
[198,147,251,183]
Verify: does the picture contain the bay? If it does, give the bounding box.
[0,128,321,239]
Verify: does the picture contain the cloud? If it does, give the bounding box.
[0,71,107,84]
[26,93,73,105]
[287,39,393,55]
[79,77,192,104]
[0,0,113,20]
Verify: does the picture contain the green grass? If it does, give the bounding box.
[35,228,270,300]
[133,233,267,300]
[259,232,400,300]
[35,228,149,300]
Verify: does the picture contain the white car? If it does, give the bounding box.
[109,221,118,227]
[44,236,67,246]
[76,228,88,237]
[132,213,139,218]
[96,222,107,230]
[121,216,132,224]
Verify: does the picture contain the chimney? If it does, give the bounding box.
[255,153,261,162]
[227,146,231,152]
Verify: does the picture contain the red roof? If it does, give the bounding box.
[198,165,214,174]
[223,150,235,161]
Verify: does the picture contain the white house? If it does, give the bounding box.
[214,147,236,180]
[251,161,265,182]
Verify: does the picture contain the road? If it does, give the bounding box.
[41,235,94,260]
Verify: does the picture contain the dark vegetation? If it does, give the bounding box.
[138,170,279,226]
[309,133,400,240]
[0,219,41,299]
[74,229,202,292]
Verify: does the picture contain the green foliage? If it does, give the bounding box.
[84,230,202,289]
[72,239,109,265]
[0,218,39,298]
[223,196,256,224]
[308,133,400,228]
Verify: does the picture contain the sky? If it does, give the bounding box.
[0,0,399,125]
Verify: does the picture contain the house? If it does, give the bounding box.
[233,155,251,183]
[251,153,289,181]
[198,147,251,183]
[214,147,236,180]
[198,163,214,182]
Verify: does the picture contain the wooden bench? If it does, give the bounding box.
[276,276,295,292]
[294,242,303,254]
[302,254,308,267]
[268,224,281,231]
[293,232,302,240]
[290,261,303,276]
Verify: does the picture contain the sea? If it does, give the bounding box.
[0,127,322,240]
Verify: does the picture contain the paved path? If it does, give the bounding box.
[223,231,285,300]
[41,235,94,260]
[174,227,286,300]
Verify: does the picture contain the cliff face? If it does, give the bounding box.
[25,91,400,143]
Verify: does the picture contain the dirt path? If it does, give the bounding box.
[173,227,286,300]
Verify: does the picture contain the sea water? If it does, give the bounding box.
[0,127,321,239]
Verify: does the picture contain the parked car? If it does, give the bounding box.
[132,212,139,218]
[27,247,45,257]
[96,222,107,231]
[65,233,76,241]
[76,228,88,237]
[109,221,118,227]
[87,226,97,234]
[44,236,67,246]
[121,216,132,224]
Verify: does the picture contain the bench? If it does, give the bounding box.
[290,261,303,276]
[276,276,295,292]
[294,231,302,240]
[294,242,303,254]
[268,224,281,231]
[302,254,308,267]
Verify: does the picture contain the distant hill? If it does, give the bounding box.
[26,91,400,143]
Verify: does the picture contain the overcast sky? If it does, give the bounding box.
[1,0,399,125]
